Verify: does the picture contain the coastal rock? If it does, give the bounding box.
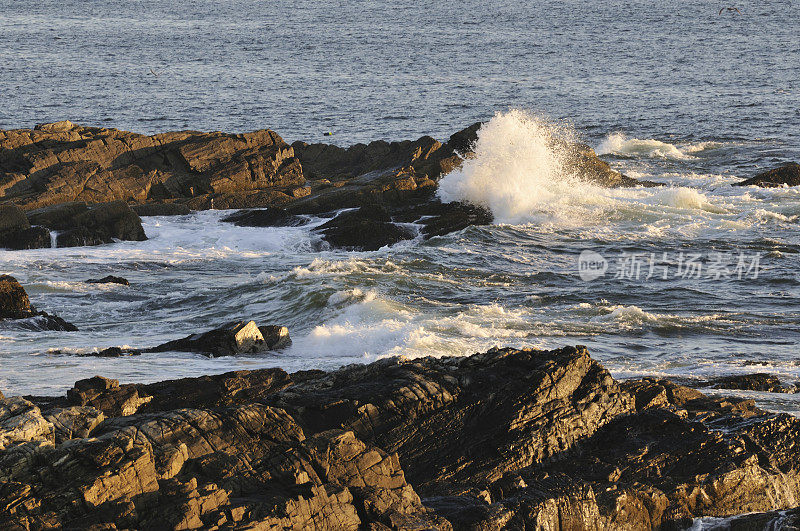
[220,207,310,227]
[67,376,152,417]
[316,205,416,251]
[44,406,105,443]
[0,125,304,211]
[285,166,438,215]
[0,397,55,450]
[0,204,50,250]
[86,346,141,357]
[417,201,494,238]
[149,320,291,357]
[706,373,798,393]
[130,202,191,216]
[3,346,800,528]
[259,325,292,350]
[136,368,293,412]
[0,274,77,331]
[735,162,800,187]
[86,275,130,286]
[26,200,147,248]
[292,134,457,182]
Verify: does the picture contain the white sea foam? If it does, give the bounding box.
[596,133,719,160]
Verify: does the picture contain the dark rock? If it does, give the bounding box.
[148,320,289,357]
[447,121,482,153]
[259,325,292,350]
[55,201,146,247]
[0,204,50,250]
[0,274,77,331]
[4,346,800,529]
[136,368,293,412]
[292,134,456,182]
[0,274,35,319]
[705,373,798,393]
[735,162,800,187]
[85,275,130,286]
[85,347,141,358]
[26,201,147,248]
[285,166,438,215]
[221,207,309,227]
[315,205,416,251]
[420,201,494,238]
[130,202,191,216]
[67,376,152,417]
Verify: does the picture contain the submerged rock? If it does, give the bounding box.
[735,162,800,187]
[0,274,77,331]
[130,202,191,216]
[3,346,800,529]
[315,205,416,251]
[149,320,292,357]
[220,207,309,227]
[85,275,130,286]
[704,373,799,393]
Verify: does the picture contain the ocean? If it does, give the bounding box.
[1,0,799,416]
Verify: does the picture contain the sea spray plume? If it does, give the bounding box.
[437,110,609,224]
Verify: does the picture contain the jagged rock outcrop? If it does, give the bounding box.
[0,123,305,209]
[149,320,292,357]
[0,274,77,331]
[735,162,800,187]
[3,346,800,529]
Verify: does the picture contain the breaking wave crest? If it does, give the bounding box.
[437,110,610,224]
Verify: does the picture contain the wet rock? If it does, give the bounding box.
[87,346,141,357]
[315,205,416,251]
[447,121,482,153]
[85,275,130,286]
[704,373,798,393]
[0,274,77,331]
[149,320,290,357]
[418,201,494,238]
[220,207,310,227]
[130,202,191,216]
[0,204,50,250]
[26,200,147,248]
[735,162,800,187]
[259,325,292,350]
[0,274,35,319]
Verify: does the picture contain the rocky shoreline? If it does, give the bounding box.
[3,122,800,529]
[0,346,798,529]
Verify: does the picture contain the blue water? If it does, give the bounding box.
[1,0,799,415]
